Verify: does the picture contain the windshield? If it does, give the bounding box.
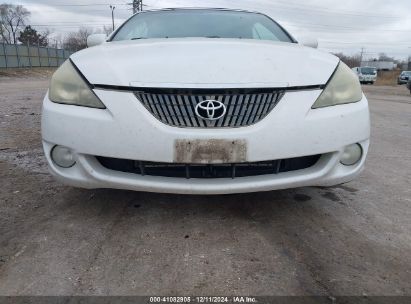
[111,9,294,43]
[360,67,377,75]
[401,71,411,76]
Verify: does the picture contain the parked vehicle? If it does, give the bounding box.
[398,71,411,85]
[41,8,370,194]
[352,67,377,84]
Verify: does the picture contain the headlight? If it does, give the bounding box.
[312,62,362,109]
[49,60,105,109]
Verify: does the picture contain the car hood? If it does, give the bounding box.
[71,38,339,89]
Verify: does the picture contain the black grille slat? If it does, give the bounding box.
[216,95,225,128]
[182,95,198,127]
[231,94,244,127]
[236,94,250,127]
[171,95,184,126]
[97,155,321,179]
[162,95,176,124]
[260,94,273,121]
[142,93,161,122]
[153,94,171,125]
[134,89,285,128]
[175,95,190,127]
[193,95,206,128]
[167,95,184,126]
[255,93,269,121]
[224,94,237,127]
[244,94,257,126]
[248,94,263,125]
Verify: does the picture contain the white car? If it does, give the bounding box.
[352,67,377,84]
[42,8,370,195]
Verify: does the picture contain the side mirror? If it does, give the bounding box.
[87,34,107,48]
[300,37,319,49]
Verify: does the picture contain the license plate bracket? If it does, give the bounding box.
[174,139,247,164]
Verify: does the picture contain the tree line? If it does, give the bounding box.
[0,3,111,51]
[334,52,409,69]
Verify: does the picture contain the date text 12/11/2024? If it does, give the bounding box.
[149,297,257,303]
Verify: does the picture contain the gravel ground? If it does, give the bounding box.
[0,76,410,296]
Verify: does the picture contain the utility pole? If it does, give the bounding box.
[131,0,143,14]
[360,47,365,66]
[110,5,116,31]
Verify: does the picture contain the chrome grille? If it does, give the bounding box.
[134,89,285,128]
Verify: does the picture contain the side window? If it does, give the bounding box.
[252,23,279,41]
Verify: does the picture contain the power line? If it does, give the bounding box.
[268,0,401,18]
[284,22,411,33]
[321,40,411,45]
[50,3,128,7]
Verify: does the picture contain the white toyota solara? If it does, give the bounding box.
[42,8,370,195]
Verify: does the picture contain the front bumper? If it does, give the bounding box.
[41,89,370,194]
[359,76,376,83]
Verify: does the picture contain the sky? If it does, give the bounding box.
[11,0,411,60]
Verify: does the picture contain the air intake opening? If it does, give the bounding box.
[96,155,321,179]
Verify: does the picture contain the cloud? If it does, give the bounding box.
[18,0,411,59]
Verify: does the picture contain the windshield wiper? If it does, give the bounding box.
[131,37,147,40]
[205,36,221,38]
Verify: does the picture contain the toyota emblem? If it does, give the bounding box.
[195,100,227,121]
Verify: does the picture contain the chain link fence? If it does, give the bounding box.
[0,43,73,68]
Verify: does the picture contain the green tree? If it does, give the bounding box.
[18,25,48,46]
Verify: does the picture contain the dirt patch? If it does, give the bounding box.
[362,85,411,99]
[0,67,56,79]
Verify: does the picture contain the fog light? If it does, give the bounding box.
[51,145,76,168]
[340,144,362,166]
